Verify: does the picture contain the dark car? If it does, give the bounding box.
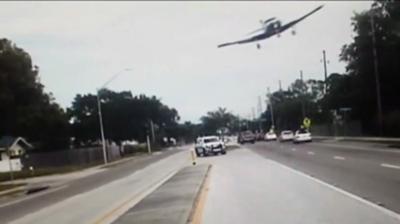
[238,131,256,144]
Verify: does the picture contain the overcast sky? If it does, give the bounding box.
[1,1,372,123]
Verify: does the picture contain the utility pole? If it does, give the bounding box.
[300,70,306,119]
[279,80,282,92]
[370,10,383,136]
[267,87,275,130]
[257,96,263,132]
[251,107,256,121]
[322,50,328,94]
[150,119,155,143]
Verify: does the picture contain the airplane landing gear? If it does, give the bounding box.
[256,43,261,49]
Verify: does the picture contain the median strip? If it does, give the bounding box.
[112,164,211,224]
[381,163,400,170]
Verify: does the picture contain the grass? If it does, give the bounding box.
[0,183,25,192]
[0,162,102,182]
[0,144,167,183]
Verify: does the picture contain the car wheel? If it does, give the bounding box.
[221,150,226,155]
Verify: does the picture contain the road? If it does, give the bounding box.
[249,141,400,213]
[0,148,189,224]
[200,142,400,224]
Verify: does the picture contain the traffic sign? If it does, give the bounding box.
[303,117,311,129]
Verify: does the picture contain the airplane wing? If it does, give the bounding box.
[218,38,257,48]
[217,33,267,48]
[278,5,323,33]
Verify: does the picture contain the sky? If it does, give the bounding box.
[0,1,372,123]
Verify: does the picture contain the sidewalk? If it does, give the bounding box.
[0,148,183,197]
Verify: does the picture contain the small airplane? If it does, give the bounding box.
[217,5,324,49]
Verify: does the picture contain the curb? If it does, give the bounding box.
[187,165,212,224]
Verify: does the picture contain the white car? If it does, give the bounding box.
[264,131,277,141]
[195,136,226,157]
[279,130,294,142]
[293,129,312,143]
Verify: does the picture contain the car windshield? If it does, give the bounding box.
[2,2,399,224]
[282,131,293,135]
[204,138,219,143]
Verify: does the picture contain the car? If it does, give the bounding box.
[279,130,294,142]
[264,131,277,141]
[254,131,265,141]
[293,129,312,143]
[238,131,256,144]
[195,136,226,157]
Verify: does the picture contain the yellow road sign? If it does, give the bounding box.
[303,117,311,128]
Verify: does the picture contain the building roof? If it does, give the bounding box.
[0,136,33,150]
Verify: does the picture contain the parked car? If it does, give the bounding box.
[238,131,256,144]
[195,136,226,157]
[293,129,312,143]
[279,130,294,142]
[265,131,277,141]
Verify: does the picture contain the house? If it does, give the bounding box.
[0,136,33,172]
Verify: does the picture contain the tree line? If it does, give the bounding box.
[261,1,400,137]
[0,38,181,150]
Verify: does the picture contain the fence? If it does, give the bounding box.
[312,120,362,137]
[21,145,122,169]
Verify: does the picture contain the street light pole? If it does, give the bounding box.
[97,68,131,165]
[97,92,108,164]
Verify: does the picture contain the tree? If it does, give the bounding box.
[340,0,400,135]
[68,89,180,145]
[0,38,70,150]
[200,107,240,135]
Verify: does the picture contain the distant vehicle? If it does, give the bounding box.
[195,136,226,157]
[265,131,277,141]
[279,130,294,142]
[293,129,312,143]
[254,131,265,141]
[238,131,256,144]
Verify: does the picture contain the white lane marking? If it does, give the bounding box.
[334,156,346,160]
[267,159,400,221]
[291,148,297,151]
[381,163,400,170]
[307,151,315,155]
[312,142,400,154]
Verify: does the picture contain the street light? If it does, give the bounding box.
[97,68,132,164]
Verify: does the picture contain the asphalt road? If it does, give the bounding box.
[200,146,400,224]
[0,148,183,223]
[247,140,400,213]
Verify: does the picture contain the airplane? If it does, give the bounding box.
[217,5,324,49]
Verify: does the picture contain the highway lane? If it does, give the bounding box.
[247,141,400,214]
[0,148,183,223]
[200,147,400,224]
